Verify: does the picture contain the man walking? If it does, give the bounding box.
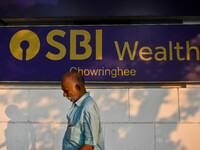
[61,72,104,150]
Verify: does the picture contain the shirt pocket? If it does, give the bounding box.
[66,126,83,144]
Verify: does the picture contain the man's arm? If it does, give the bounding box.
[82,107,99,150]
[79,144,93,150]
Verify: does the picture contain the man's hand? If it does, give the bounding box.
[79,144,93,150]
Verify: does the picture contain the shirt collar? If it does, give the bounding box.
[74,92,90,107]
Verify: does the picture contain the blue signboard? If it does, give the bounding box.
[0,0,200,18]
[0,25,200,82]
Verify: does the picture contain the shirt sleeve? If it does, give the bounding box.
[83,106,100,146]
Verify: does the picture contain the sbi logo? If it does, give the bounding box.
[9,29,103,61]
[10,30,40,61]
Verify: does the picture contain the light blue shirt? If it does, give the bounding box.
[62,92,105,150]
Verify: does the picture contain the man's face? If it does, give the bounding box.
[61,77,79,102]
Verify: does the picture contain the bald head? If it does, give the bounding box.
[61,72,86,102]
[62,72,85,87]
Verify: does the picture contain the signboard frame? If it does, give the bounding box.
[1,24,200,83]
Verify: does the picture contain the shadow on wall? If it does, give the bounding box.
[156,88,200,150]
[0,89,69,150]
[0,88,200,150]
[0,105,36,150]
[91,88,200,150]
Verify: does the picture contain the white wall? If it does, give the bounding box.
[0,85,200,150]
